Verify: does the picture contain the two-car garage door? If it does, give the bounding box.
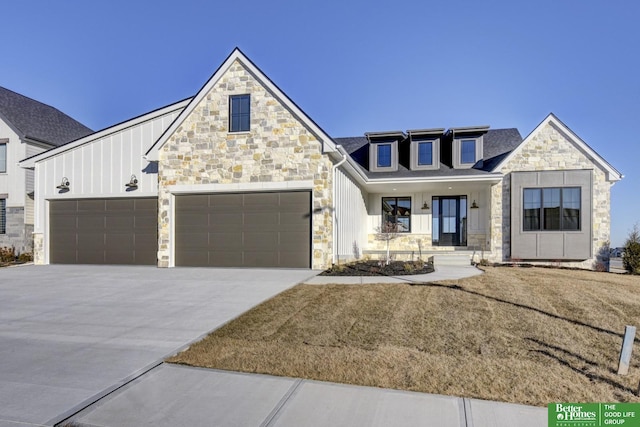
[49,191,311,268]
[175,191,311,268]
[50,198,157,265]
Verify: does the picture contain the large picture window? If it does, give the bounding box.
[381,197,411,232]
[229,94,250,132]
[523,187,581,231]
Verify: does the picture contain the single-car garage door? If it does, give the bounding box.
[175,191,311,268]
[50,198,157,265]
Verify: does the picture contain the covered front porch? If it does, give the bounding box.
[360,177,501,262]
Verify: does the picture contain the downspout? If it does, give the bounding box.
[332,145,348,265]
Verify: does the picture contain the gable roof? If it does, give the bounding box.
[494,113,623,182]
[334,128,522,181]
[145,48,338,161]
[0,86,93,146]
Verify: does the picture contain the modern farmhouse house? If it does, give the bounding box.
[19,49,622,270]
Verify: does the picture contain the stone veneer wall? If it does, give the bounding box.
[0,207,32,254]
[157,60,334,269]
[490,122,611,269]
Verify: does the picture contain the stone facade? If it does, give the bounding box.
[157,60,334,269]
[33,233,44,265]
[0,207,32,254]
[490,121,612,268]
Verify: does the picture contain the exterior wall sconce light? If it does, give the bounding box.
[125,175,138,189]
[470,200,479,209]
[56,177,70,190]
[421,201,430,210]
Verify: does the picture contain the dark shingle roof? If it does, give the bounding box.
[0,86,93,146]
[334,128,522,179]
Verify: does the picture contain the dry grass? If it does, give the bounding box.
[168,267,640,406]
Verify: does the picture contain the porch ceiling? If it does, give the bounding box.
[361,177,501,193]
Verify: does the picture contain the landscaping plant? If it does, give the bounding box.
[622,223,640,274]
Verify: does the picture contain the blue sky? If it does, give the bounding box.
[1,0,638,246]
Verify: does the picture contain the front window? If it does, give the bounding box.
[382,197,411,232]
[460,139,476,164]
[0,199,5,234]
[523,187,580,231]
[417,141,433,165]
[229,94,250,132]
[377,144,392,167]
[0,143,6,173]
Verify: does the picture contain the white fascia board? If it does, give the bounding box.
[494,113,623,182]
[19,99,190,168]
[145,48,337,161]
[364,174,503,186]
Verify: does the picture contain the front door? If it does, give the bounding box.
[433,196,467,246]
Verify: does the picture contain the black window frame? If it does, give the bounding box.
[229,94,251,133]
[381,196,411,233]
[523,187,581,232]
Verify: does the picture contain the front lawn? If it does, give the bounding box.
[168,267,640,406]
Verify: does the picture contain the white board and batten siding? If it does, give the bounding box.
[24,143,48,225]
[32,108,182,234]
[334,167,368,261]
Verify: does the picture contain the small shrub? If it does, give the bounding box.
[479,258,491,267]
[0,247,16,263]
[594,261,608,272]
[403,262,415,273]
[18,252,33,263]
[623,224,640,275]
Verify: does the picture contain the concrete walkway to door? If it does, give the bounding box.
[0,265,315,427]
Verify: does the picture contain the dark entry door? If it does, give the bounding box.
[433,196,467,246]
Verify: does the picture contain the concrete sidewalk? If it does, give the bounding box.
[69,364,547,427]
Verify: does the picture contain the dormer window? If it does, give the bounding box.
[448,126,488,169]
[418,141,433,165]
[460,139,476,164]
[408,129,443,171]
[377,144,392,167]
[366,131,404,172]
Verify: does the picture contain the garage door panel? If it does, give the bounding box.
[208,213,243,230]
[243,251,279,267]
[279,250,310,268]
[50,198,157,265]
[208,251,243,267]
[175,191,310,268]
[175,232,208,249]
[209,232,243,250]
[177,212,209,227]
[106,199,134,211]
[176,250,210,267]
[77,199,105,211]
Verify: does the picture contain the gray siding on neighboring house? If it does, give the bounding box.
[511,170,592,260]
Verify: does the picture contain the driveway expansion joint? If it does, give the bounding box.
[260,378,304,427]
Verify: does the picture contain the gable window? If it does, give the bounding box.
[377,144,392,167]
[382,197,411,232]
[417,141,433,166]
[229,94,250,132]
[0,199,5,234]
[0,142,6,173]
[523,187,581,231]
[460,139,476,164]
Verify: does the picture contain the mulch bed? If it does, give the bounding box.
[320,260,434,276]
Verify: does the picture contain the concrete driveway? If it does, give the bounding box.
[0,265,314,427]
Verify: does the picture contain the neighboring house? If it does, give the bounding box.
[0,87,92,253]
[19,49,623,270]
